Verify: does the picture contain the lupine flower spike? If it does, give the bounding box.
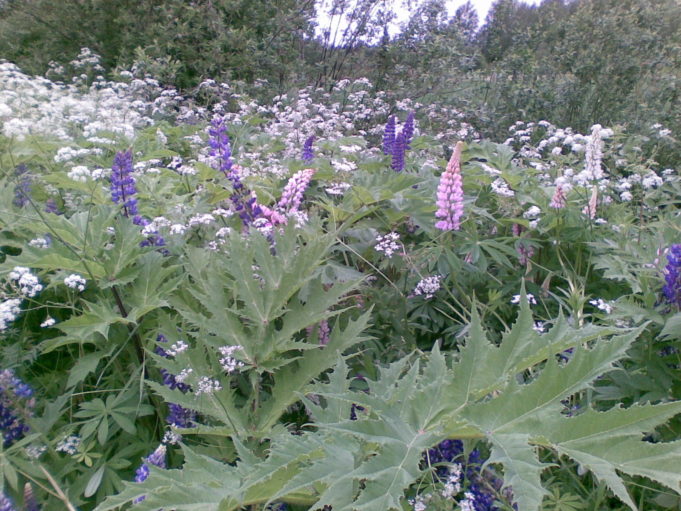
[0,492,15,511]
[302,135,315,162]
[382,115,396,155]
[435,141,465,231]
[207,117,263,227]
[0,369,35,447]
[208,116,233,178]
[550,184,567,209]
[663,244,681,308]
[110,149,139,222]
[278,169,315,212]
[391,131,406,172]
[403,111,415,149]
[133,444,167,503]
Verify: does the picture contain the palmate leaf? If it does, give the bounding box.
[97,299,681,511]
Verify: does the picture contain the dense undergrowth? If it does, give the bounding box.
[0,54,681,511]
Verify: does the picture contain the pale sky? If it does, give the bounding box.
[316,0,544,40]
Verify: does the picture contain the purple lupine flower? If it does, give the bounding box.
[13,165,31,208]
[403,111,415,150]
[155,335,196,428]
[382,116,396,155]
[663,244,681,307]
[302,135,315,163]
[110,150,139,220]
[0,492,15,511]
[23,483,40,511]
[207,120,263,228]
[44,199,60,215]
[0,370,35,447]
[391,131,405,172]
[278,169,316,212]
[435,142,465,231]
[208,117,233,178]
[133,444,167,503]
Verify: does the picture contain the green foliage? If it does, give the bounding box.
[98,296,681,511]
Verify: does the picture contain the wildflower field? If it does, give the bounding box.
[1,16,681,510]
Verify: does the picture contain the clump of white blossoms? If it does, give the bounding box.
[511,293,537,305]
[9,266,43,297]
[374,232,401,258]
[0,299,22,331]
[56,435,81,455]
[166,341,189,356]
[413,275,442,300]
[40,317,56,328]
[491,177,515,197]
[590,298,613,314]
[195,377,222,396]
[64,274,86,292]
[218,345,245,373]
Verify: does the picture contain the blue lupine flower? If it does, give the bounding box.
[110,150,139,220]
[207,117,262,227]
[0,492,15,511]
[0,370,34,447]
[13,165,31,208]
[425,439,502,510]
[382,115,396,155]
[208,116,233,178]
[155,335,196,428]
[663,244,681,307]
[133,444,167,504]
[403,111,415,149]
[391,131,405,172]
[44,199,60,215]
[302,135,315,162]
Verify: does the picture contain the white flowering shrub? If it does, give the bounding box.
[0,63,680,511]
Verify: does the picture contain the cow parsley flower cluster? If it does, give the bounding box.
[218,346,245,373]
[413,275,442,299]
[64,274,86,292]
[8,267,43,298]
[374,232,401,258]
[56,435,81,455]
[0,299,22,332]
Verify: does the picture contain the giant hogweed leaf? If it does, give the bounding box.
[98,305,681,511]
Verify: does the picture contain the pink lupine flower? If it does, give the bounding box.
[550,184,567,209]
[278,168,315,212]
[435,142,465,231]
[582,186,598,219]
